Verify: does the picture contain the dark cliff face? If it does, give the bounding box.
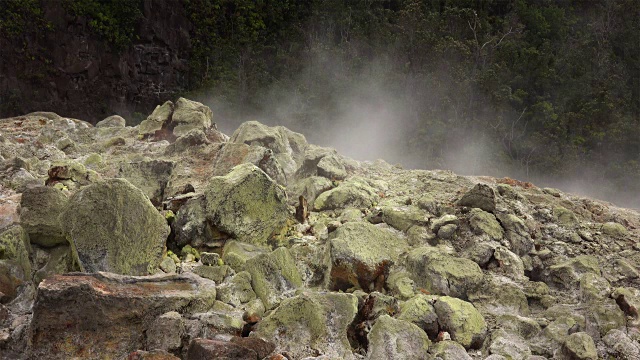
[0,0,192,123]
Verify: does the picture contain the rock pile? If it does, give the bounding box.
[0,99,638,359]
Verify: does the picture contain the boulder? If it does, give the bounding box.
[406,246,483,299]
[173,195,216,249]
[381,205,429,232]
[96,115,126,128]
[0,226,31,302]
[30,272,217,359]
[186,338,257,360]
[117,159,174,206]
[457,183,496,212]
[205,164,289,246]
[366,315,431,360]
[19,186,68,247]
[127,350,180,360]
[328,222,408,292]
[559,332,597,360]
[245,247,303,310]
[469,208,504,240]
[314,179,379,211]
[546,255,600,290]
[216,271,256,307]
[252,292,358,359]
[433,296,487,349]
[428,340,472,359]
[33,244,77,284]
[497,213,533,256]
[146,311,184,352]
[603,329,640,359]
[488,330,532,360]
[61,178,170,275]
[138,100,174,137]
[211,143,287,185]
[221,240,268,273]
[287,176,332,206]
[469,275,529,316]
[171,98,214,137]
[317,153,347,180]
[397,294,439,338]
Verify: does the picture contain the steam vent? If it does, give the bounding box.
[0,99,639,359]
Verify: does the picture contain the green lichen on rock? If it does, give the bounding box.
[398,294,439,338]
[367,314,431,359]
[0,225,31,277]
[561,332,597,360]
[406,246,483,299]
[554,206,578,227]
[547,255,601,290]
[428,340,471,360]
[205,163,289,246]
[19,186,68,247]
[601,222,628,237]
[469,208,504,240]
[216,271,256,306]
[433,296,487,349]
[61,178,170,275]
[171,97,214,137]
[221,240,268,272]
[246,247,303,310]
[313,178,379,211]
[138,100,173,136]
[328,222,408,291]
[117,158,174,206]
[381,205,429,232]
[253,291,358,359]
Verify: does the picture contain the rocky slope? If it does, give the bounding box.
[0,99,638,360]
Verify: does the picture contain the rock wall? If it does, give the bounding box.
[0,0,191,123]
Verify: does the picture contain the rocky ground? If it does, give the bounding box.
[0,98,638,360]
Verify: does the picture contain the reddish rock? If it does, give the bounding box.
[187,338,257,360]
[30,272,216,359]
[230,336,276,359]
[127,349,181,360]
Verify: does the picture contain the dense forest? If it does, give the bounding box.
[1,0,639,206]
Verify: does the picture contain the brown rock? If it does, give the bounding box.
[127,349,181,360]
[186,338,257,360]
[230,336,276,359]
[30,272,216,359]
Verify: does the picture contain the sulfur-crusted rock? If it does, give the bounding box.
[601,221,628,237]
[19,186,68,247]
[554,206,578,227]
[397,294,439,338]
[469,208,504,240]
[328,222,408,292]
[211,143,287,185]
[0,226,31,302]
[221,240,268,273]
[216,271,256,307]
[171,98,214,137]
[428,340,472,359]
[138,100,174,137]
[603,329,640,359]
[457,183,496,213]
[366,314,431,360]
[117,159,174,206]
[468,275,529,316]
[559,332,597,360]
[314,179,379,211]
[245,247,303,310]
[433,296,487,350]
[381,205,429,232]
[205,164,289,246]
[546,255,600,290]
[406,246,483,299]
[61,178,170,275]
[252,291,358,359]
[488,330,532,360]
[287,176,333,206]
[496,213,533,256]
[495,314,541,340]
[30,272,216,359]
[96,115,126,128]
[317,153,347,180]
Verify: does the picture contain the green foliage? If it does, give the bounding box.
[63,0,143,50]
[0,0,51,38]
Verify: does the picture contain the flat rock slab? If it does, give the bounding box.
[30,272,216,360]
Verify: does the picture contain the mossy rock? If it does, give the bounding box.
[96,115,126,128]
[433,296,487,350]
[193,265,231,283]
[554,206,579,227]
[252,291,358,359]
[560,332,597,360]
[601,222,628,237]
[381,205,429,232]
[457,183,496,213]
[19,186,68,247]
[117,159,174,206]
[205,164,289,246]
[221,240,268,273]
[496,213,532,256]
[406,246,483,299]
[138,100,173,136]
[488,329,532,360]
[367,314,431,360]
[398,294,439,338]
[428,340,472,360]
[314,179,379,211]
[547,255,601,290]
[328,222,408,292]
[0,225,31,278]
[61,178,170,275]
[495,314,541,340]
[469,208,504,240]
[171,98,214,137]
[245,247,303,310]
[216,271,256,307]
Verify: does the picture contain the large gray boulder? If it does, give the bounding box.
[171,98,214,137]
[433,296,487,350]
[138,100,174,137]
[61,178,170,275]
[117,159,174,206]
[314,178,379,211]
[205,164,289,246]
[245,247,303,310]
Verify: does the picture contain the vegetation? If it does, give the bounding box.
[183,0,639,204]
